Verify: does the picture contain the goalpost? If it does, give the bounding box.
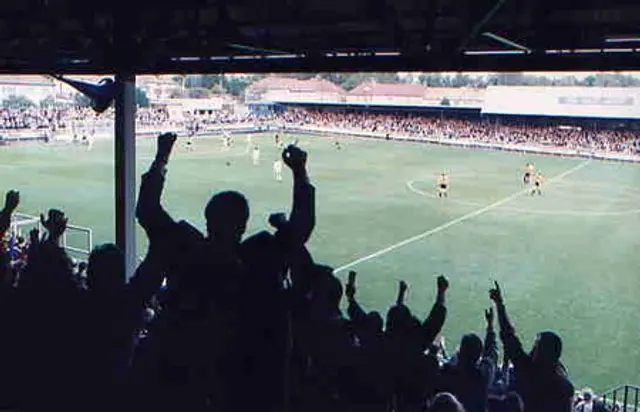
[9,213,93,257]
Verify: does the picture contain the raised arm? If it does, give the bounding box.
[396,280,408,306]
[282,145,315,246]
[0,190,19,238]
[479,307,499,383]
[421,275,448,349]
[345,271,367,325]
[128,237,168,309]
[136,133,178,237]
[0,191,19,288]
[489,281,528,367]
[40,209,68,247]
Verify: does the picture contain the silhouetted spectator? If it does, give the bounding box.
[345,270,391,412]
[489,281,574,412]
[134,132,315,412]
[386,277,448,412]
[440,308,498,412]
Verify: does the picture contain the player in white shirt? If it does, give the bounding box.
[252,146,260,165]
[222,131,231,151]
[245,134,253,153]
[273,158,283,181]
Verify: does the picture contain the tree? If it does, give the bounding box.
[371,72,400,83]
[451,74,471,87]
[340,74,369,91]
[583,75,597,87]
[440,97,451,106]
[223,76,255,97]
[136,87,150,107]
[419,74,454,87]
[169,89,185,99]
[2,95,35,108]
[39,96,60,108]
[186,88,211,99]
[185,74,223,89]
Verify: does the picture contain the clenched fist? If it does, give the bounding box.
[3,190,19,213]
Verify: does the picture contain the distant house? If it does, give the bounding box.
[137,76,182,102]
[245,76,345,109]
[348,80,485,108]
[154,96,236,122]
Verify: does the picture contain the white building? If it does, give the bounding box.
[137,76,182,102]
[0,75,57,103]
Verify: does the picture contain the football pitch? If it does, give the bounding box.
[1,131,640,390]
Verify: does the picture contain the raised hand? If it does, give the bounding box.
[437,275,449,293]
[345,270,357,300]
[40,209,68,240]
[485,307,495,327]
[29,227,40,245]
[3,190,19,213]
[399,280,408,295]
[156,132,177,163]
[282,144,307,173]
[489,281,503,304]
[268,212,288,230]
[396,280,408,305]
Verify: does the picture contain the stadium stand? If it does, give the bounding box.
[0,80,637,411]
[2,0,640,408]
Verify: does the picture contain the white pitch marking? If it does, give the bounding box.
[406,179,640,217]
[333,160,591,273]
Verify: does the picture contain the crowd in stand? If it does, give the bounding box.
[1,104,638,155]
[0,106,169,133]
[1,131,622,412]
[268,108,639,155]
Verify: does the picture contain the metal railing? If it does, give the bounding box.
[575,385,640,412]
[10,213,93,257]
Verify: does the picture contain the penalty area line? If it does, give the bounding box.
[333,160,590,274]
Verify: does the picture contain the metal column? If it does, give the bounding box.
[114,73,137,279]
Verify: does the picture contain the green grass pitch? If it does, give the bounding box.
[1,131,639,391]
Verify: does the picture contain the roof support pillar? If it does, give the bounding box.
[114,72,137,279]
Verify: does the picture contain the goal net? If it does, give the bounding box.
[9,213,93,257]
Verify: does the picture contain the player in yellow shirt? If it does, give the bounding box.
[437,173,449,198]
[523,162,535,184]
[531,172,544,196]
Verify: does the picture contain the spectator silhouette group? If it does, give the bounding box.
[0,132,585,412]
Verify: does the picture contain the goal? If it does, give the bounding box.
[9,213,93,257]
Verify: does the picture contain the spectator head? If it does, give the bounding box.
[501,392,524,412]
[307,265,343,316]
[364,311,383,336]
[457,333,483,366]
[530,330,563,367]
[87,243,124,293]
[204,191,249,245]
[386,304,412,336]
[428,392,466,412]
[581,387,594,403]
